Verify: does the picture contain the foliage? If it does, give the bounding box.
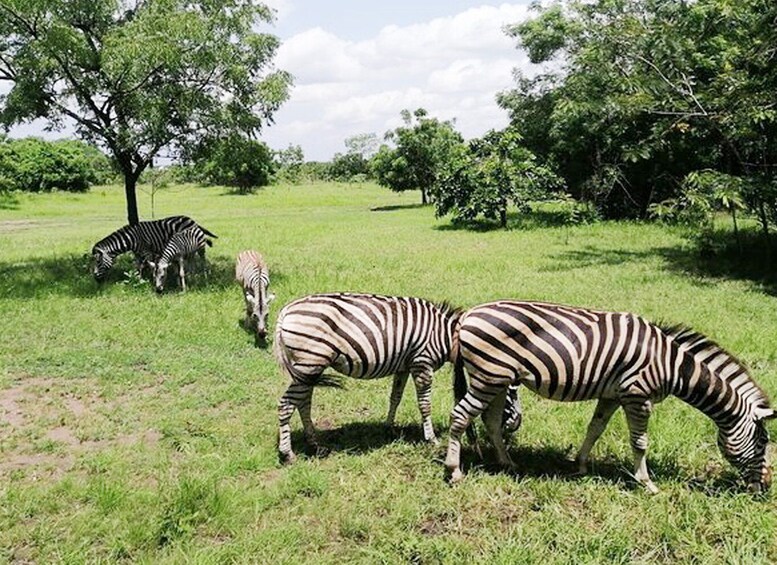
[372,108,464,204]
[434,128,563,227]
[499,0,777,230]
[0,0,291,223]
[193,135,274,193]
[273,144,305,184]
[0,137,111,192]
[344,133,380,160]
[328,152,370,182]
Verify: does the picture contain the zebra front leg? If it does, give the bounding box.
[482,386,514,470]
[278,381,314,464]
[574,398,620,475]
[386,372,409,428]
[412,369,437,444]
[622,398,659,494]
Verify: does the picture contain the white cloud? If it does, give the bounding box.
[264,3,535,160]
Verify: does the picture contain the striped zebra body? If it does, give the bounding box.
[153,227,213,292]
[235,250,274,341]
[445,300,774,492]
[274,293,461,463]
[91,215,217,281]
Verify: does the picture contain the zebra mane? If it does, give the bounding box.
[659,323,772,409]
[434,300,463,320]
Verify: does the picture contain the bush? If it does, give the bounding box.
[0,137,112,192]
[194,136,274,193]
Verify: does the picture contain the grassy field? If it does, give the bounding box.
[0,181,775,563]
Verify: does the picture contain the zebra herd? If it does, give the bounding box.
[91,217,775,494]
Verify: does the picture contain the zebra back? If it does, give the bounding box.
[275,293,461,381]
[236,250,272,339]
[158,227,211,267]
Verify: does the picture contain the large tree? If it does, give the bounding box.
[0,0,291,224]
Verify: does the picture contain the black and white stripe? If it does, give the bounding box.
[273,293,461,463]
[445,300,774,492]
[152,227,213,293]
[91,215,217,281]
[235,250,274,341]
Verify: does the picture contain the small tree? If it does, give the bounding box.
[434,129,563,228]
[194,135,274,193]
[0,1,291,224]
[372,108,463,204]
[274,144,305,184]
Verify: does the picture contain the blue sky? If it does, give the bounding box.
[5,1,539,162]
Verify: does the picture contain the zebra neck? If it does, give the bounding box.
[672,356,744,429]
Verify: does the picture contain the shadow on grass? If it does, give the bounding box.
[435,209,573,233]
[0,252,286,299]
[457,442,744,495]
[543,228,777,296]
[290,421,429,458]
[370,203,429,212]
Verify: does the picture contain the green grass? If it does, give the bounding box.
[0,181,775,563]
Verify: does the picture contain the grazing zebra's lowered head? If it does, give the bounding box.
[152,227,213,293]
[235,250,274,341]
[91,216,217,282]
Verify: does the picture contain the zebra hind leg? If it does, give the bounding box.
[386,372,409,429]
[298,388,328,456]
[277,381,315,464]
[482,386,514,470]
[574,398,620,475]
[445,385,501,483]
[411,369,438,444]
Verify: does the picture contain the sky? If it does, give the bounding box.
[5,1,539,162]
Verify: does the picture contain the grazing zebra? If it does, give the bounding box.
[235,250,274,341]
[445,300,775,493]
[273,293,462,463]
[152,227,213,293]
[91,215,217,281]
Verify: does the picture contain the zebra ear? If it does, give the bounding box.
[754,406,776,421]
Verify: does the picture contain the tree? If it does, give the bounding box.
[344,133,379,160]
[194,135,274,193]
[328,152,369,182]
[273,144,305,183]
[434,128,562,228]
[0,0,291,224]
[372,108,463,204]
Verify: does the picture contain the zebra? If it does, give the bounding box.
[152,227,213,293]
[91,215,217,281]
[273,293,463,464]
[235,250,275,342]
[444,300,775,493]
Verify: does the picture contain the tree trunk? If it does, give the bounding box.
[499,205,507,228]
[124,172,140,225]
[421,188,428,205]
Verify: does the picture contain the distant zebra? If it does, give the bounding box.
[445,300,775,493]
[235,250,274,341]
[91,216,217,281]
[152,227,213,293]
[273,293,462,463]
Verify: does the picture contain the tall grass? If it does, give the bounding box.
[0,182,775,563]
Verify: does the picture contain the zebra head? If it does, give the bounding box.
[92,247,113,282]
[153,260,170,293]
[718,405,774,493]
[245,287,275,340]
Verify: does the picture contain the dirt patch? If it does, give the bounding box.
[0,219,70,233]
[0,377,163,479]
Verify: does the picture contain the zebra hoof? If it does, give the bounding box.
[642,480,660,495]
[447,468,464,484]
[279,451,297,465]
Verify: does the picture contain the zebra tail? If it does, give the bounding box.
[198,225,218,239]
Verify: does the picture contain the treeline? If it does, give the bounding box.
[499,0,777,236]
[0,136,113,192]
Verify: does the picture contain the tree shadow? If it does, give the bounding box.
[0,192,20,210]
[0,253,106,299]
[435,209,572,232]
[370,203,429,212]
[540,247,658,272]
